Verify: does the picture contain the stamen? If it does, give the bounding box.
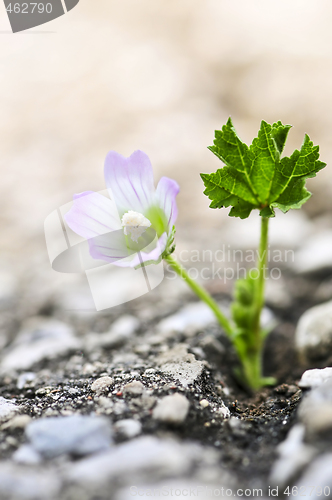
[121,210,151,242]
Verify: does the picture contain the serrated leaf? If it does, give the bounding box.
[202,119,326,219]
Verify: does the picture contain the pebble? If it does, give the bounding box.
[113,419,142,438]
[67,436,203,485]
[199,399,210,408]
[0,318,81,373]
[12,444,42,465]
[152,393,190,424]
[1,415,31,430]
[25,415,113,458]
[123,380,144,396]
[293,453,332,491]
[298,380,332,439]
[91,376,114,393]
[16,372,36,389]
[270,424,317,487]
[156,344,204,387]
[216,405,231,419]
[299,367,332,389]
[0,397,19,423]
[85,315,139,350]
[295,300,332,362]
[156,302,217,337]
[293,231,332,274]
[0,463,61,499]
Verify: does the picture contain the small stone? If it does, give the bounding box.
[227,417,251,436]
[0,397,19,423]
[153,393,190,424]
[113,400,128,415]
[13,444,42,465]
[96,396,113,409]
[270,424,317,487]
[156,302,217,337]
[0,463,61,499]
[114,419,142,438]
[293,453,332,491]
[67,436,202,485]
[25,415,113,458]
[295,300,332,362]
[91,376,114,393]
[293,231,332,274]
[216,405,231,419]
[85,315,139,350]
[156,344,204,387]
[82,363,96,375]
[123,380,144,396]
[299,367,332,389]
[43,408,59,417]
[298,380,332,440]
[16,372,36,389]
[0,318,81,373]
[1,415,31,430]
[199,399,209,408]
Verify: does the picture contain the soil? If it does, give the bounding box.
[0,267,327,498]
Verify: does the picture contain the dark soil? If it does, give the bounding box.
[0,268,326,496]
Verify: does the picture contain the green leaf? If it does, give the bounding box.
[201,119,326,218]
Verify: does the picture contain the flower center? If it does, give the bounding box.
[121,210,151,243]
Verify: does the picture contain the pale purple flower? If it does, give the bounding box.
[64,150,179,267]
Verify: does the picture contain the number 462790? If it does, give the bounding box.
[6,3,53,14]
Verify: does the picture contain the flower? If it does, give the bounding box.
[64,150,179,267]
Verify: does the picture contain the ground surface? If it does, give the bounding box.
[0,261,326,500]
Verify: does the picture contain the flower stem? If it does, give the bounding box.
[242,216,270,390]
[253,216,269,340]
[164,254,233,337]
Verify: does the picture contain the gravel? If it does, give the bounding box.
[24,415,113,458]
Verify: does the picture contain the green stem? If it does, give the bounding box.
[242,216,269,390]
[164,254,233,337]
[253,216,269,339]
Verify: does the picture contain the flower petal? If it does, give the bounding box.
[64,191,121,240]
[88,227,157,265]
[88,230,129,263]
[155,177,180,227]
[104,150,155,214]
[114,232,168,268]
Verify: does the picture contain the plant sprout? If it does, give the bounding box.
[172,118,325,390]
[65,120,325,391]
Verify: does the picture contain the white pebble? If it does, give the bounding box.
[114,419,142,438]
[91,376,114,393]
[299,367,332,389]
[123,380,144,396]
[153,393,190,424]
[199,399,210,408]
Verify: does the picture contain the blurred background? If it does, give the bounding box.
[1,0,332,315]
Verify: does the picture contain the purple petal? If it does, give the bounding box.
[88,230,129,263]
[114,233,168,268]
[104,150,155,214]
[155,177,180,227]
[64,191,121,240]
[88,227,157,265]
